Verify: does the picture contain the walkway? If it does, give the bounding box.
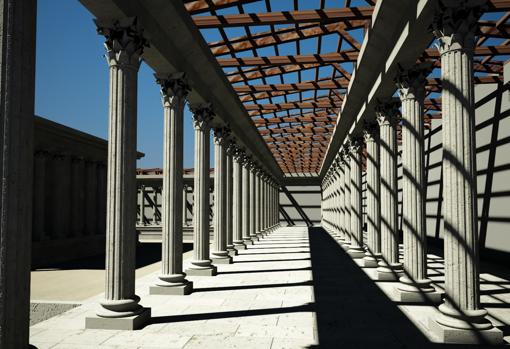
[29,227,510,348]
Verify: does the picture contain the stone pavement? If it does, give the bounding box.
[29,227,510,348]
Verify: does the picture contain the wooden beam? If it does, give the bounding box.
[193,7,374,28]
[245,101,342,110]
[234,78,349,92]
[185,0,260,14]
[218,51,358,67]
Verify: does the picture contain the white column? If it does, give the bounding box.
[186,103,217,276]
[211,127,232,264]
[337,157,347,243]
[395,64,440,302]
[249,164,258,242]
[430,4,502,343]
[241,157,253,245]
[375,99,404,280]
[87,17,150,329]
[363,124,382,267]
[346,137,365,258]
[150,73,192,295]
[232,147,246,250]
[341,144,352,246]
[225,141,236,256]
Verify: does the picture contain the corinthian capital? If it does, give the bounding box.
[95,17,148,68]
[432,0,485,55]
[156,72,190,107]
[190,103,214,131]
[348,136,363,156]
[375,98,401,127]
[395,63,432,102]
[363,122,379,143]
[213,127,231,146]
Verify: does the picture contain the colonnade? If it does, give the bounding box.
[321,2,503,344]
[84,17,281,329]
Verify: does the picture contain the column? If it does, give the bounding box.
[0,1,36,346]
[336,157,347,244]
[242,158,253,245]
[395,63,441,302]
[363,123,382,267]
[225,143,236,255]
[375,99,404,280]
[333,161,342,238]
[70,156,85,237]
[183,185,188,226]
[341,144,352,247]
[346,137,365,258]
[152,186,160,225]
[150,73,193,295]
[211,127,233,264]
[138,184,146,225]
[85,160,97,235]
[185,103,217,276]
[260,174,267,236]
[249,163,258,242]
[33,151,48,241]
[232,147,246,250]
[429,3,502,343]
[86,17,150,329]
[96,162,107,235]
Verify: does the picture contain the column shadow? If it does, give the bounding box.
[307,227,504,348]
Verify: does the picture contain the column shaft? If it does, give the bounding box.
[347,139,365,258]
[241,160,252,244]
[232,150,246,249]
[152,74,192,293]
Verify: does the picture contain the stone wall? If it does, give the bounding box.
[32,116,143,267]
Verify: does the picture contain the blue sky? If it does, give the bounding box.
[35,0,197,168]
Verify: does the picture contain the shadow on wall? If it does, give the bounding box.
[421,82,510,264]
[280,186,321,227]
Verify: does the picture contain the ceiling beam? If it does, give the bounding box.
[193,7,374,28]
[218,51,358,67]
[234,78,349,92]
[245,101,343,110]
[185,0,260,14]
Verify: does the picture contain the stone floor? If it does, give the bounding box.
[30,227,510,348]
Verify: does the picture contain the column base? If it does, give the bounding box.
[362,254,378,267]
[250,236,259,242]
[185,265,217,276]
[227,249,238,257]
[375,263,403,281]
[86,307,151,330]
[428,317,503,344]
[150,281,193,296]
[234,242,246,250]
[212,256,233,264]
[347,247,365,259]
[394,277,443,303]
[243,239,254,245]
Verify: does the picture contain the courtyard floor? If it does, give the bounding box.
[29,227,510,348]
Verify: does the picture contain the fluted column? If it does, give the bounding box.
[241,157,253,245]
[0,1,36,346]
[336,157,347,243]
[33,151,48,241]
[151,73,193,295]
[363,124,381,267]
[249,164,258,242]
[87,17,150,329]
[341,144,352,246]
[183,185,188,226]
[85,160,98,235]
[346,137,365,258]
[138,184,146,225]
[395,63,440,302]
[429,3,502,343]
[186,103,217,276]
[232,148,246,250]
[253,169,260,237]
[211,127,233,264]
[375,99,404,280]
[70,156,85,237]
[225,141,236,256]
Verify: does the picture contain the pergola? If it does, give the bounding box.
[181,0,509,175]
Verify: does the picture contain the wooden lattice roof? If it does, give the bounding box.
[185,0,510,175]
